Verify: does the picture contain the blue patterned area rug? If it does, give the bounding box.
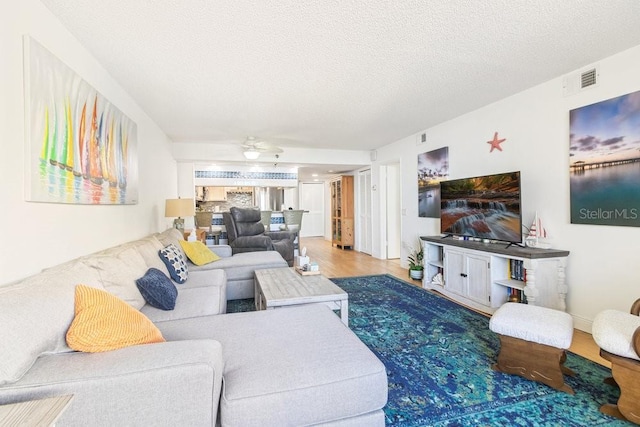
[228,274,630,426]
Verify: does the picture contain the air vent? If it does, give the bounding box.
[562,65,599,97]
[581,68,597,88]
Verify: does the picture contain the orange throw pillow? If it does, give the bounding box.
[66,285,165,353]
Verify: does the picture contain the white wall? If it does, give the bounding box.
[0,1,177,284]
[374,44,640,332]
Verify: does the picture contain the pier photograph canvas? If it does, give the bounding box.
[23,36,138,205]
[418,146,449,218]
[569,90,640,227]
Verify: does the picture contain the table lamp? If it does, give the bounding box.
[165,198,195,231]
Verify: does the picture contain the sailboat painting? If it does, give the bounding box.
[23,36,138,204]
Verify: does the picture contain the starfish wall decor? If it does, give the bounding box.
[487,132,506,152]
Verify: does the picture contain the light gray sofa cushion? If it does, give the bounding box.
[0,261,103,385]
[188,250,285,280]
[313,410,385,426]
[156,228,187,258]
[156,305,388,427]
[190,250,287,300]
[130,235,171,277]
[208,244,233,257]
[0,340,224,427]
[82,246,148,309]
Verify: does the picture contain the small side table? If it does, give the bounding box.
[0,394,74,426]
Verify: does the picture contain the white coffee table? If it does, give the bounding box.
[254,268,349,326]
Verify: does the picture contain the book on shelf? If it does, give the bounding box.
[509,259,525,281]
[506,286,527,304]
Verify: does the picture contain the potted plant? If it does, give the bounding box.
[407,242,424,280]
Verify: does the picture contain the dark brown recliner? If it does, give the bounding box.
[223,207,296,266]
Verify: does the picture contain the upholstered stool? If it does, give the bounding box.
[592,308,640,424]
[489,303,575,394]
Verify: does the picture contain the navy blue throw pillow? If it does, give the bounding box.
[158,243,188,284]
[135,268,178,310]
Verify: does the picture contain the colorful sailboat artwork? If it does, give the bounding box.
[525,212,551,249]
[25,36,138,204]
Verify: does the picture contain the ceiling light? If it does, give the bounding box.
[243,149,260,160]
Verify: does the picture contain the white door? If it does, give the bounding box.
[358,169,372,255]
[386,164,401,259]
[299,182,324,237]
[466,253,490,305]
[444,248,466,297]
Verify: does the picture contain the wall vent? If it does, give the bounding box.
[581,68,597,88]
[562,65,599,97]
[416,132,427,145]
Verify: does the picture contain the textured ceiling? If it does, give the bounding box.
[42,0,640,155]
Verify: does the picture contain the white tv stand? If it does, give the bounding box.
[421,236,569,314]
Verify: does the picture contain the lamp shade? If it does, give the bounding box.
[165,198,195,218]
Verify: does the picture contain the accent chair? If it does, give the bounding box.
[223,207,295,266]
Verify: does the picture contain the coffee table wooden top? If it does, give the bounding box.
[255,267,347,307]
[0,394,73,427]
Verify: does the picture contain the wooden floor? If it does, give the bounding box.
[301,236,609,368]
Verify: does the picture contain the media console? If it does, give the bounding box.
[420,236,569,314]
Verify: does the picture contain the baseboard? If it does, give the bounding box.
[572,314,593,333]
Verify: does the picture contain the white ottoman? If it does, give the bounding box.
[591,309,640,424]
[489,303,575,394]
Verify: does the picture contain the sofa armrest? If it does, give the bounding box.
[207,244,233,258]
[0,340,224,426]
[231,235,273,250]
[265,230,297,242]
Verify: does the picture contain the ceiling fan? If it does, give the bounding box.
[241,136,284,160]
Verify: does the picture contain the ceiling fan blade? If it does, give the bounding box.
[241,136,283,153]
[257,144,283,154]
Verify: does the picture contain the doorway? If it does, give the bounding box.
[381,163,401,259]
[299,182,324,237]
[357,169,372,255]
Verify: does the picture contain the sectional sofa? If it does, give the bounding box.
[0,228,388,426]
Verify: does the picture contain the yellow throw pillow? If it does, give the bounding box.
[178,240,220,266]
[66,285,165,353]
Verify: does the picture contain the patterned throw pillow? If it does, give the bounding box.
[135,268,178,310]
[66,285,165,353]
[159,244,188,284]
[178,240,221,266]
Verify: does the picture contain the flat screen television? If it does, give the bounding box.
[440,171,522,244]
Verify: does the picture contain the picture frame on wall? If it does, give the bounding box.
[569,90,640,227]
[418,146,449,218]
[23,36,138,205]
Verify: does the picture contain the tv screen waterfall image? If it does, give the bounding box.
[440,171,522,243]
